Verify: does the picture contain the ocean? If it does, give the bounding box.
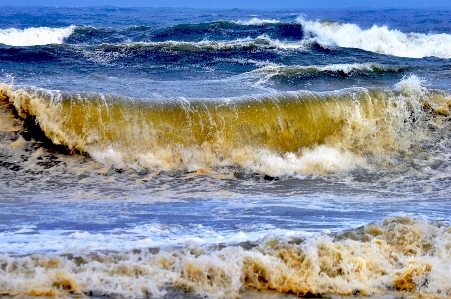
[0,6,451,299]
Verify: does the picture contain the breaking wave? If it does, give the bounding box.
[300,18,451,58]
[4,19,451,59]
[0,26,76,46]
[1,76,449,177]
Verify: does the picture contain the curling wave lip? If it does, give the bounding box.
[1,75,450,176]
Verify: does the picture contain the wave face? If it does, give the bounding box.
[300,19,451,58]
[0,26,75,46]
[1,76,449,176]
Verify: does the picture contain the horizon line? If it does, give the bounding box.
[0,4,450,10]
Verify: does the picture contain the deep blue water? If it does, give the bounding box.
[1,7,451,96]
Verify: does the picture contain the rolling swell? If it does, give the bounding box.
[5,21,303,47]
[66,26,127,45]
[152,20,303,42]
[1,77,449,176]
[0,44,69,63]
[5,19,451,60]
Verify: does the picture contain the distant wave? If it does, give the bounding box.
[5,20,451,59]
[250,63,409,78]
[150,20,303,44]
[92,36,314,52]
[66,21,303,46]
[0,26,76,46]
[232,18,280,26]
[299,18,451,58]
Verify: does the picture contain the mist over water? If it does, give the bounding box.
[1,6,451,299]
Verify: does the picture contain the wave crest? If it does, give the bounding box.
[299,18,451,58]
[250,63,409,79]
[92,35,312,52]
[0,26,76,46]
[232,18,280,26]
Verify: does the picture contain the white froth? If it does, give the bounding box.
[232,145,366,178]
[121,35,310,51]
[0,26,75,46]
[299,18,451,58]
[90,146,125,169]
[0,223,311,255]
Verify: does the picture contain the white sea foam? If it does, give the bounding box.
[0,26,75,46]
[230,145,367,177]
[299,18,451,58]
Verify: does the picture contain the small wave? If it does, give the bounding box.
[232,18,280,26]
[0,26,76,46]
[125,24,152,31]
[251,63,409,78]
[93,35,313,52]
[299,18,451,58]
